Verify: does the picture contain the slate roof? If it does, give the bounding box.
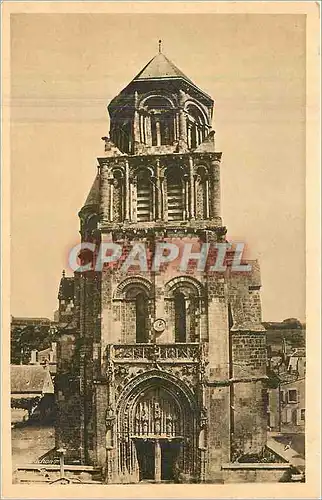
[289,348,306,358]
[11,365,54,394]
[263,319,304,330]
[58,277,74,300]
[84,174,100,207]
[11,317,52,327]
[132,52,212,102]
[133,52,194,84]
[108,51,213,111]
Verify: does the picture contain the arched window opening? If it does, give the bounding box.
[136,170,152,222]
[166,169,184,221]
[143,97,175,147]
[136,293,149,343]
[174,293,186,343]
[119,121,131,153]
[186,104,207,150]
[111,113,132,153]
[190,125,197,149]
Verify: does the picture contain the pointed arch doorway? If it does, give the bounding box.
[116,374,197,483]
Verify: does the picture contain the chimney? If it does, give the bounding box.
[30,350,38,364]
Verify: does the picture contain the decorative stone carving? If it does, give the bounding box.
[105,405,116,428]
[112,343,201,362]
[182,365,197,376]
[106,358,115,382]
[199,407,208,429]
[114,365,129,378]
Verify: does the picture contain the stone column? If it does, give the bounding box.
[175,111,180,142]
[100,164,110,222]
[155,118,161,146]
[187,124,192,149]
[133,91,140,148]
[109,179,114,222]
[178,90,187,148]
[125,160,130,221]
[184,178,189,220]
[131,177,138,223]
[140,114,145,143]
[189,156,195,219]
[152,181,156,220]
[155,159,162,220]
[160,175,166,221]
[154,439,161,482]
[210,158,221,220]
[146,115,152,146]
[205,178,210,219]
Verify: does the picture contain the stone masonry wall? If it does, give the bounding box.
[55,332,82,460]
[206,385,231,482]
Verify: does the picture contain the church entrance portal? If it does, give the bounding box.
[116,376,197,483]
[134,438,182,482]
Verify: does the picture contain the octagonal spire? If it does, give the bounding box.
[133,52,195,85]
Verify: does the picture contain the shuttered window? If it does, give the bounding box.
[287,389,297,403]
[167,170,184,221]
[137,172,152,222]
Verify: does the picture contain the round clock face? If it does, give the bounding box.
[153,318,166,333]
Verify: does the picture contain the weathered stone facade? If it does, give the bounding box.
[55,50,268,483]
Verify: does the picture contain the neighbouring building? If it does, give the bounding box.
[265,320,305,433]
[29,342,57,377]
[55,47,287,484]
[11,317,53,328]
[11,316,58,366]
[11,365,55,421]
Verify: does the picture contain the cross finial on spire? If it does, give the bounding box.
[158,39,162,53]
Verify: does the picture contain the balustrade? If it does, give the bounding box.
[111,343,201,362]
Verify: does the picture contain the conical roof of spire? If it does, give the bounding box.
[133,52,194,85]
[109,44,213,111]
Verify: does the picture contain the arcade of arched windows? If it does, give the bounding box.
[114,277,206,344]
[137,97,210,150]
[105,163,214,223]
[109,96,210,154]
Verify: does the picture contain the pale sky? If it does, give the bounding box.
[10,13,306,321]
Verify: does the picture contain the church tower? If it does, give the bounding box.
[56,45,268,484]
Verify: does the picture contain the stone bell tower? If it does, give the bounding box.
[55,44,268,484]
